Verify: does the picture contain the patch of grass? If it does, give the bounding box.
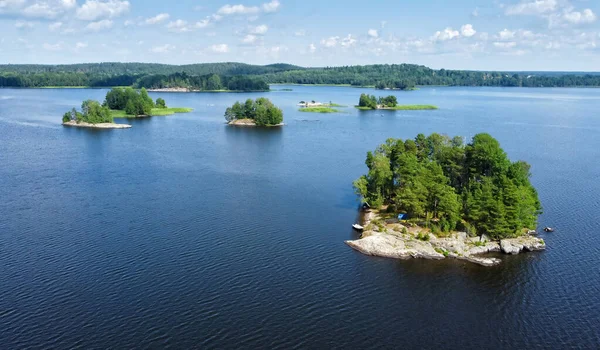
[299,107,340,113]
[328,103,347,107]
[435,248,450,257]
[473,240,486,247]
[111,107,193,118]
[416,232,430,241]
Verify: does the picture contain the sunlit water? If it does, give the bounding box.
[1,86,599,348]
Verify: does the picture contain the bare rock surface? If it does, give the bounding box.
[346,211,545,267]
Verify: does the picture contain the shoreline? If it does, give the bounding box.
[345,210,545,266]
[62,120,132,129]
[228,119,284,127]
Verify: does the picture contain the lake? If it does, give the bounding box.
[1,85,599,348]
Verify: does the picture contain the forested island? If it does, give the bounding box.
[348,133,545,266]
[103,87,192,117]
[2,62,600,88]
[225,98,283,126]
[357,94,438,110]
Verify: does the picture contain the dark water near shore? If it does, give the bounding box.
[1,86,600,348]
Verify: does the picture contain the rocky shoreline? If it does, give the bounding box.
[345,211,545,266]
[228,119,284,127]
[62,121,132,129]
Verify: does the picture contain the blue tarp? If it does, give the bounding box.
[398,213,406,220]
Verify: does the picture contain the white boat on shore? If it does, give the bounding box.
[352,224,364,231]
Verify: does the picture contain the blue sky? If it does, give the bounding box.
[1,0,599,70]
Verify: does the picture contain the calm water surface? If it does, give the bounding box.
[1,86,599,348]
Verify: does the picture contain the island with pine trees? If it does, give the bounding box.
[346,133,546,266]
[356,93,438,110]
[224,98,284,126]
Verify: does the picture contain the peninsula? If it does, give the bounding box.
[356,94,437,110]
[348,133,545,266]
[225,98,284,127]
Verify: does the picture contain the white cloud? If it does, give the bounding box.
[75,42,88,49]
[85,19,113,31]
[368,29,378,38]
[262,0,280,13]
[15,20,34,29]
[461,24,476,37]
[505,0,557,15]
[151,44,175,53]
[49,21,62,31]
[499,29,516,40]
[242,34,257,43]
[563,9,596,24]
[167,19,190,32]
[309,43,316,53]
[249,24,268,35]
[22,0,75,19]
[145,13,169,25]
[76,0,130,21]
[341,34,356,47]
[209,43,229,53]
[217,4,259,15]
[433,27,460,41]
[321,36,338,48]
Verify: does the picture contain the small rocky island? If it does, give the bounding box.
[298,100,345,113]
[62,100,131,129]
[348,133,545,266]
[104,87,192,118]
[356,93,437,110]
[225,98,284,126]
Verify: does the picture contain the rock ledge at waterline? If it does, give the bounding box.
[345,211,545,266]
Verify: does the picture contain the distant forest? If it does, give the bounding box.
[1,62,600,89]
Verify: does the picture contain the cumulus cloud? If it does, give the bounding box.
[433,27,460,41]
[249,24,268,35]
[76,0,130,21]
[145,13,169,25]
[563,9,596,24]
[85,19,113,31]
[20,0,75,19]
[262,0,280,13]
[505,0,557,16]
[309,43,316,53]
[461,24,476,37]
[217,4,259,15]
[209,43,229,53]
[368,29,378,38]
[498,29,516,40]
[167,19,190,32]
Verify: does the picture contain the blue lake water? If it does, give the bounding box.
[1,86,599,348]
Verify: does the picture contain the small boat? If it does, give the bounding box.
[544,227,555,232]
[352,224,364,231]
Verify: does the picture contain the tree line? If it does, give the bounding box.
[353,133,542,239]
[225,98,283,126]
[3,62,600,88]
[134,73,269,91]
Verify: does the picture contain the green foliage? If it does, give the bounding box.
[401,227,409,235]
[358,94,378,109]
[63,100,112,124]
[353,133,542,239]
[416,232,430,241]
[155,98,167,108]
[105,87,153,116]
[299,107,340,113]
[225,98,283,126]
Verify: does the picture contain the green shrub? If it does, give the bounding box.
[416,232,430,241]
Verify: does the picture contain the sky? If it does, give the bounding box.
[0,0,599,71]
